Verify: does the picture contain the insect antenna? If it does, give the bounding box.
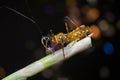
[65,16,78,28]
[1,6,43,37]
[65,22,69,33]
[25,0,44,36]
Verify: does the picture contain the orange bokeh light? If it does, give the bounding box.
[0,66,5,78]
[89,25,101,39]
[87,8,100,22]
[116,20,120,30]
[66,0,77,7]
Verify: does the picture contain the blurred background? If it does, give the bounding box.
[0,0,120,80]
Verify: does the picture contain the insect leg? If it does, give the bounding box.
[60,36,66,58]
[41,36,53,55]
[65,22,69,33]
[61,41,65,58]
[41,37,48,49]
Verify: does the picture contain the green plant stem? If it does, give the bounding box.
[2,35,92,80]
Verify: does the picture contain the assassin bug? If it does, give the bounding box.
[41,22,90,58]
[2,6,91,58]
[41,5,91,57]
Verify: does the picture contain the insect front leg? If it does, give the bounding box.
[41,36,54,55]
[60,35,67,58]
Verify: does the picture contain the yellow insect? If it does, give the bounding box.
[41,23,90,58]
[50,25,90,44]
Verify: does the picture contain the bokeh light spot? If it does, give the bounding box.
[98,20,115,37]
[57,77,69,80]
[105,26,115,37]
[99,66,110,79]
[81,5,90,15]
[0,66,5,78]
[98,20,110,32]
[87,0,98,5]
[86,8,100,22]
[116,20,120,30]
[90,25,101,39]
[66,0,77,7]
[103,42,114,55]
[42,69,54,79]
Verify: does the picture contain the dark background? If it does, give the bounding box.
[0,0,120,80]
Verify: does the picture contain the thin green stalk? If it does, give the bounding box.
[2,35,92,80]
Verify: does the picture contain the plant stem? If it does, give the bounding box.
[2,35,92,80]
